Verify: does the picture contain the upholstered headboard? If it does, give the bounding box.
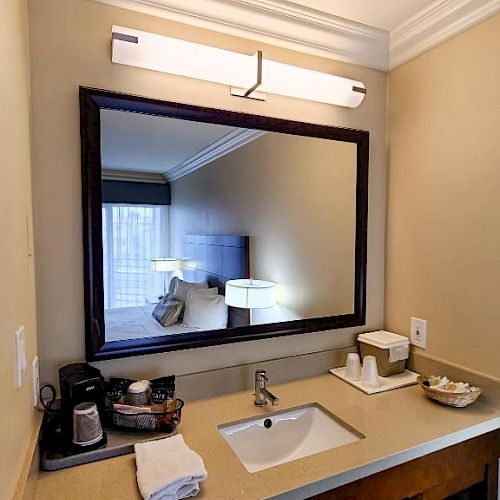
[182,235,250,328]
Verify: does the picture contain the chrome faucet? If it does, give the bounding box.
[254,370,279,407]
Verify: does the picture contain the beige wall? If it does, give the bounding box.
[170,133,357,322]
[28,0,386,386]
[0,0,38,497]
[386,14,500,378]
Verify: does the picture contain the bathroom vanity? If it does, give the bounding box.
[34,374,500,499]
[310,431,499,499]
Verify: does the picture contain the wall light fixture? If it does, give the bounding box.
[112,26,366,108]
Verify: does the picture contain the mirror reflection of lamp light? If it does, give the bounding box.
[225,279,276,325]
[150,258,179,296]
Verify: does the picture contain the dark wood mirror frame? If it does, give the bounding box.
[80,87,369,361]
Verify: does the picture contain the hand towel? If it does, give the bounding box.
[135,434,208,500]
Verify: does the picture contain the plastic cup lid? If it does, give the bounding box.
[357,330,409,349]
[128,380,151,394]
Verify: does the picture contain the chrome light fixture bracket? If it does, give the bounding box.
[230,51,267,101]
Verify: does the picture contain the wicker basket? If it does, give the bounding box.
[107,399,184,432]
[417,376,481,408]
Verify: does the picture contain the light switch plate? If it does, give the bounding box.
[410,317,427,348]
[32,357,40,407]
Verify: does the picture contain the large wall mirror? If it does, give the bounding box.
[80,87,369,361]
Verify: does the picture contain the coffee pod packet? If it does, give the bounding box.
[150,375,176,408]
[106,377,137,403]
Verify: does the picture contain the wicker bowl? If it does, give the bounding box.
[417,376,481,408]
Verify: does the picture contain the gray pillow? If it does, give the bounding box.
[152,293,183,327]
[170,277,208,304]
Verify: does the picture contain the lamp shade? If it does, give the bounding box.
[150,258,179,272]
[225,279,276,309]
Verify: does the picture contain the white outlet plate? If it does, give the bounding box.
[410,317,427,348]
[32,357,40,407]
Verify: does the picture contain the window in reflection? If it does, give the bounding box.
[102,204,169,308]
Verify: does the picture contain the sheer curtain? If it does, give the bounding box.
[102,204,169,309]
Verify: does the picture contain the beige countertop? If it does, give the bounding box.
[35,374,500,499]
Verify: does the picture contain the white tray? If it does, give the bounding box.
[329,367,419,394]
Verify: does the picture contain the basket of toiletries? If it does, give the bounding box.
[357,330,410,376]
[418,375,481,408]
[105,376,183,433]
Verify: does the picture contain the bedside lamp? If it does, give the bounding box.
[225,278,276,324]
[150,258,179,296]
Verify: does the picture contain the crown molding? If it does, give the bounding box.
[102,130,265,184]
[166,128,265,181]
[94,0,389,70]
[95,0,500,74]
[390,0,500,69]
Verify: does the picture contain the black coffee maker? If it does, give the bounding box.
[59,363,107,450]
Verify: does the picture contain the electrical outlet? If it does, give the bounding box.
[32,357,40,407]
[410,317,427,348]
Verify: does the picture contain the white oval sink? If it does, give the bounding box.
[218,403,364,473]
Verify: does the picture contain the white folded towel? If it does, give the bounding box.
[135,434,208,500]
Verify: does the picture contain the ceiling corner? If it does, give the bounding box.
[389,0,500,70]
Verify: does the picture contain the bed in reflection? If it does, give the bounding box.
[105,235,250,342]
[105,304,196,341]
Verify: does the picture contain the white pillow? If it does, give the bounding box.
[183,288,228,330]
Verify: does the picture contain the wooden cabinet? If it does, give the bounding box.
[309,430,500,500]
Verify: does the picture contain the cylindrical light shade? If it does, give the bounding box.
[112,26,366,108]
[150,258,179,272]
[225,279,276,309]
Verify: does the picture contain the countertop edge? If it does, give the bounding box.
[270,415,500,500]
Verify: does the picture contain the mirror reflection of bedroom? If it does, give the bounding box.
[101,109,357,343]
